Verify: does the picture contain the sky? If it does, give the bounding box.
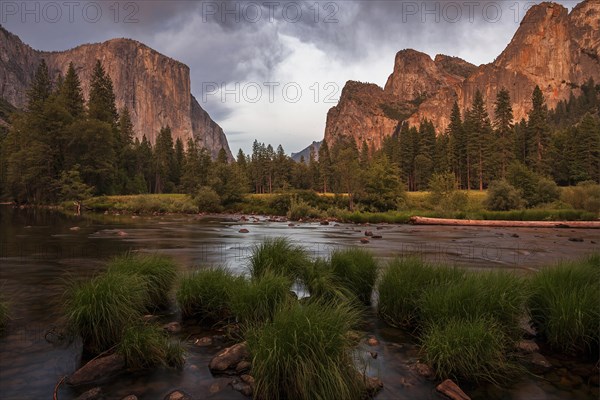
[2,0,583,155]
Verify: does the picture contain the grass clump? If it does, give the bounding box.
[377,258,463,328]
[65,271,149,353]
[248,237,310,280]
[107,253,177,309]
[330,248,379,305]
[299,258,354,302]
[528,254,600,355]
[422,317,518,384]
[247,300,366,400]
[230,271,293,326]
[419,272,528,338]
[176,268,238,323]
[118,323,185,369]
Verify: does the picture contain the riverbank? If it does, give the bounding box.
[57,193,599,223]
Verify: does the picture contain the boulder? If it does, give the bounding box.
[66,354,125,386]
[360,238,370,244]
[320,221,330,225]
[364,230,374,236]
[209,342,250,374]
[436,379,471,400]
[239,228,249,233]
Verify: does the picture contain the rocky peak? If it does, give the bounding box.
[0,27,232,160]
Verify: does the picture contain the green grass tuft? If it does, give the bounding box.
[377,258,463,328]
[176,268,238,323]
[247,300,366,400]
[64,271,149,353]
[419,271,528,338]
[107,253,178,309]
[230,271,293,327]
[248,237,310,280]
[330,248,379,305]
[118,323,185,369]
[299,258,355,302]
[422,317,520,385]
[528,254,600,355]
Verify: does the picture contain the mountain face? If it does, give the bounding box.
[0,26,232,160]
[324,0,600,150]
[291,141,322,163]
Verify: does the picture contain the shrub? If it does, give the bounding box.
[194,186,222,212]
[176,268,238,323]
[287,196,322,220]
[422,317,518,384]
[528,255,600,355]
[428,173,468,212]
[562,181,600,214]
[248,237,310,280]
[330,248,379,305]
[107,253,177,309]
[377,258,463,328]
[118,323,185,369]
[267,194,292,215]
[247,300,365,400]
[65,272,149,353]
[507,162,559,207]
[484,180,523,211]
[230,271,293,326]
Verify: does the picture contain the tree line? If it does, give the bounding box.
[0,59,598,209]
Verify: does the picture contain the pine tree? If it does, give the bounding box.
[465,90,493,190]
[318,140,333,193]
[58,62,85,118]
[154,126,175,193]
[527,86,551,174]
[88,60,119,126]
[26,59,52,114]
[493,88,514,179]
[447,101,467,188]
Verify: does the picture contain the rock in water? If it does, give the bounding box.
[74,387,103,400]
[163,390,193,400]
[436,379,471,400]
[66,354,125,386]
[209,342,250,374]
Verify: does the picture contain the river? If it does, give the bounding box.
[0,205,598,399]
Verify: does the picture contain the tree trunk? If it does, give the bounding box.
[410,216,600,229]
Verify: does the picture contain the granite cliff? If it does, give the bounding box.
[324,0,600,150]
[0,26,232,159]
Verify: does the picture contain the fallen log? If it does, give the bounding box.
[409,216,600,229]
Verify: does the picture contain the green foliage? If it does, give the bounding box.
[287,196,322,220]
[428,172,468,211]
[422,317,519,384]
[58,166,94,202]
[118,323,185,369]
[64,271,149,353]
[377,258,463,328]
[528,255,600,355]
[193,186,222,212]
[419,272,528,338]
[299,259,354,302]
[484,180,523,211]
[107,253,178,309]
[507,162,559,207]
[246,300,365,400]
[330,248,379,305]
[176,268,238,323]
[248,237,310,280]
[230,271,293,326]
[561,181,600,214]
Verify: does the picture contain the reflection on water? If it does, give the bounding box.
[0,206,598,399]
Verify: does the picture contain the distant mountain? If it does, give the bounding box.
[291,141,322,163]
[0,26,232,160]
[324,0,600,150]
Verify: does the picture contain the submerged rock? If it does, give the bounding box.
[163,322,182,334]
[366,335,380,347]
[209,342,250,375]
[239,228,250,233]
[412,361,434,379]
[517,340,540,354]
[360,238,370,244]
[194,336,213,347]
[436,379,471,400]
[364,376,384,395]
[66,354,125,386]
[163,390,193,400]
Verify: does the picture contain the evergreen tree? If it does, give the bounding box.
[493,88,514,179]
[527,86,551,174]
[26,59,52,114]
[58,62,85,118]
[88,60,119,126]
[317,140,333,193]
[447,101,467,188]
[465,90,493,190]
[154,126,175,193]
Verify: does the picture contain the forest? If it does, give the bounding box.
[0,60,598,214]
